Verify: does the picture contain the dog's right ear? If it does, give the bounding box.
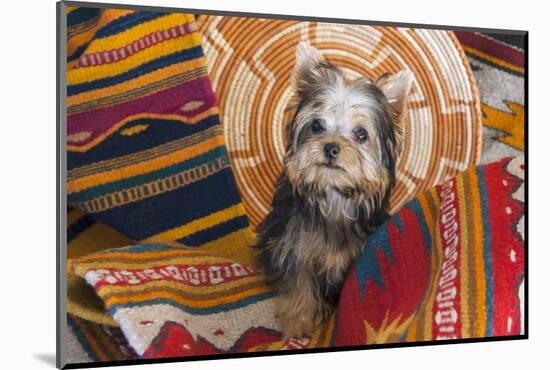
[292,42,338,95]
[375,71,414,118]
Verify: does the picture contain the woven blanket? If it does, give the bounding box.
[68,156,524,358]
[66,8,253,256]
[65,8,255,362]
[454,32,525,164]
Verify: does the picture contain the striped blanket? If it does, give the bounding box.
[68,156,525,358]
[66,8,253,256]
[65,7,524,364]
[66,8,255,361]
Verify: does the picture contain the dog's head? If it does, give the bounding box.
[284,42,413,213]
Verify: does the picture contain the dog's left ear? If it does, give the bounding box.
[376,70,414,120]
[376,71,413,160]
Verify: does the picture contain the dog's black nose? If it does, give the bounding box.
[324,143,340,160]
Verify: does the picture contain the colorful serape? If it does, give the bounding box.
[65,7,255,363]
[66,8,253,257]
[68,157,524,358]
[454,31,525,164]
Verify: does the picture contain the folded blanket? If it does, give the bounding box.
[65,9,260,362]
[66,9,254,265]
[66,10,257,334]
[68,156,524,358]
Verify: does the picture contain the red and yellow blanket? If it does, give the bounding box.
[68,156,524,358]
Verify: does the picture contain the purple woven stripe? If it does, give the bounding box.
[68,76,217,146]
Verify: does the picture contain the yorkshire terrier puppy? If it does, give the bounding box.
[256,42,413,338]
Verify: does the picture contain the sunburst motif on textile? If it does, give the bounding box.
[364,312,415,344]
[482,101,524,151]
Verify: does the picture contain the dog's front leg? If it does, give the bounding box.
[274,268,332,338]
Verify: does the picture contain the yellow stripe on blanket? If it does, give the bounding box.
[68,33,202,85]
[467,169,488,337]
[70,248,219,264]
[96,275,266,298]
[72,255,240,272]
[68,135,223,193]
[142,204,248,243]
[85,13,194,53]
[455,174,471,337]
[105,286,271,309]
[462,46,525,74]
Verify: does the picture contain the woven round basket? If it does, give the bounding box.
[197,16,482,229]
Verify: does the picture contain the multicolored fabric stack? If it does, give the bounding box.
[64,7,525,365]
[66,7,254,362]
[66,8,253,253]
[68,156,524,358]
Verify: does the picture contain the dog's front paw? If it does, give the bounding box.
[275,294,332,339]
[277,311,320,339]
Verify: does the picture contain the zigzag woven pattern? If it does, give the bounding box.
[68,157,524,358]
[66,9,254,251]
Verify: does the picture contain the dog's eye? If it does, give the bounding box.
[353,127,369,143]
[311,120,325,134]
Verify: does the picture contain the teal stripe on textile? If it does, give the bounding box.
[96,244,195,255]
[69,147,228,202]
[406,199,432,256]
[94,11,167,39]
[476,166,494,336]
[108,292,274,316]
[67,7,100,27]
